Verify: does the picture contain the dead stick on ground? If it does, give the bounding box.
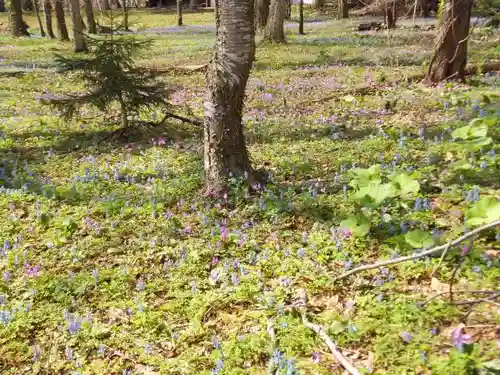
[421,290,500,307]
[452,293,500,307]
[335,220,500,281]
[430,240,452,278]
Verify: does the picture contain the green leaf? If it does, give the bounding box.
[353,182,397,207]
[466,197,500,227]
[469,123,488,138]
[340,215,370,237]
[405,230,435,248]
[342,94,356,103]
[451,160,473,170]
[451,125,471,140]
[349,165,381,189]
[389,172,420,196]
[479,359,500,375]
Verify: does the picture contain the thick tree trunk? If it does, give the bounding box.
[386,7,396,29]
[33,0,46,36]
[338,0,348,19]
[43,0,56,38]
[189,0,197,9]
[54,0,69,40]
[177,0,183,26]
[0,0,6,12]
[254,0,270,29]
[264,0,286,43]
[298,0,304,34]
[102,0,111,10]
[204,0,256,192]
[83,0,96,33]
[425,0,473,83]
[69,0,87,52]
[10,0,30,36]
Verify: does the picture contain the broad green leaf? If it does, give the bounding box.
[469,123,488,138]
[466,197,500,227]
[340,215,370,237]
[354,182,397,207]
[349,165,381,188]
[459,137,492,150]
[389,172,420,196]
[405,230,435,248]
[451,125,471,140]
[451,160,473,170]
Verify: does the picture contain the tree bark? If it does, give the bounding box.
[264,0,286,43]
[122,0,129,30]
[386,7,396,29]
[10,0,29,36]
[338,0,348,19]
[425,0,473,83]
[421,0,429,17]
[254,0,270,29]
[203,0,256,192]
[69,0,87,52]
[102,0,111,10]
[285,0,291,20]
[177,0,183,26]
[54,0,69,40]
[83,0,96,33]
[0,0,6,12]
[298,0,304,34]
[43,0,56,38]
[32,0,46,36]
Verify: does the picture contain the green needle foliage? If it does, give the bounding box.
[44,30,169,128]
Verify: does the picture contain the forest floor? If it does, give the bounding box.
[0,9,499,375]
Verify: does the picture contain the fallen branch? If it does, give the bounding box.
[159,112,203,126]
[294,289,361,375]
[334,220,500,281]
[452,293,500,307]
[430,240,452,278]
[421,290,500,307]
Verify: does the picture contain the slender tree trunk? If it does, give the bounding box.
[264,0,286,43]
[314,0,323,12]
[0,0,6,12]
[254,0,270,29]
[298,0,304,34]
[338,0,348,19]
[177,0,183,26]
[33,0,46,36]
[122,0,129,30]
[284,0,290,20]
[43,0,56,38]
[102,0,111,10]
[386,7,396,29]
[69,0,87,52]
[204,0,256,192]
[425,0,473,83]
[10,0,30,36]
[54,0,69,40]
[189,0,197,9]
[83,0,96,33]
[421,0,429,17]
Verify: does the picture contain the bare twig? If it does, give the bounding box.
[451,293,500,307]
[334,220,500,281]
[430,240,452,278]
[449,252,467,303]
[159,112,202,126]
[421,290,500,307]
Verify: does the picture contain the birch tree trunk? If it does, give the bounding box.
[203,0,256,192]
[425,0,473,83]
[264,0,286,43]
[10,0,30,36]
[54,0,69,40]
[43,0,55,38]
[83,0,97,33]
[69,0,87,52]
[254,0,270,29]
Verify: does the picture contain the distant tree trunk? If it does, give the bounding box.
[177,0,183,25]
[386,7,396,29]
[54,0,69,40]
[102,0,111,10]
[43,0,56,38]
[189,0,197,9]
[298,0,304,34]
[284,0,290,20]
[33,0,46,36]
[10,0,30,36]
[425,0,473,83]
[314,0,323,12]
[421,0,429,17]
[0,0,6,12]
[83,0,96,33]
[204,0,256,192]
[22,0,33,11]
[254,0,270,29]
[264,0,285,43]
[338,0,348,19]
[69,0,87,52]
[122,0,129,30]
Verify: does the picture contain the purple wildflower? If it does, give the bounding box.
[400,331,412,343]
[25,264,40,278]
[451,324,473,352]
[311,352,320,364]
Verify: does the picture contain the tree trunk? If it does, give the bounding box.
[284,0,290,20]
[264,0,286,43]
[425,0,473,83]
[0,0,6,12]
[189,0,197,9]
[54,0,69,40]
[386,7,396,29]
[338,0,348,19]
[43,0,56,38]
[10,0,30,36]
[114,0,121,8]
[204,0,256,192]
[298,0,304,34]
[83,0,96,33]
[122,0,129,30]
[314,0,323,12]
[254,0,270,29]
[33,0,46,36]
[69,0,87,52]
[421,0,429,17]
[102,0,111,10]
[177,0,183,26]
